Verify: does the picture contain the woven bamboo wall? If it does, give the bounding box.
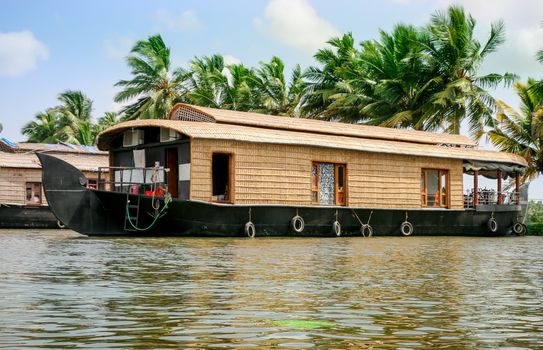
[0,168,98,206]
[0,168,43,205]
[190,139,464,209]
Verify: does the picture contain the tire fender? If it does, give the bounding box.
[488,218,498,233]
[291,215,305,233]
[333,221,341,237]
[401,221,414,236]
[245,221,256,238]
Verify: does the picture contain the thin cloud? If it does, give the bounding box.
[104,36,136,60]
[223,55,242,66]
[0,31,49,77]
[154,9,203,31]
[254,0,340,54]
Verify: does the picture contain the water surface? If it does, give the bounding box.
[0,230,542,348]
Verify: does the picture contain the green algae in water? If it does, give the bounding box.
[273,319,336,329]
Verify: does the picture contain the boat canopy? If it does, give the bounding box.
[463,160,525,179]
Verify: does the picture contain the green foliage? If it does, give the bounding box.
[115,34,189,120]
[488,79,543,181]
[523,201,543,235]
[526,200,543,223]
[526,223,543,236]
[302,6,516,138]
[22,90,118,146]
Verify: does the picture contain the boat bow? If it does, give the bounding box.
[36,152,107,234]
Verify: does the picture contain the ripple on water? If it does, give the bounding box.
[0,230,542,349]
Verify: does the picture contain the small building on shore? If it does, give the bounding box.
[0,140,108,228]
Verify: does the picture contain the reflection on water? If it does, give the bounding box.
[0,230,542,349]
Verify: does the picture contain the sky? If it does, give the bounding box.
[1,0,543,196]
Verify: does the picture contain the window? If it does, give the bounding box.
[212,153,232,202]
[86,178,105,190]
[311,162,347,206]
[87,179,98,189]
[421,169,449,208]
[26,182,42,205]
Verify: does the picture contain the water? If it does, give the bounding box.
[0,230,542,349]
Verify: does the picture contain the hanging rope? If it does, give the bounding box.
[125,194,171,231]
[150,163,161,210]
[352,210,373,237]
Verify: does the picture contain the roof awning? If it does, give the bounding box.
[463,160,525,179]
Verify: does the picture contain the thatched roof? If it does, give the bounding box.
[0,151,108,171]
[168,104,477,147]
[98,119,527,167]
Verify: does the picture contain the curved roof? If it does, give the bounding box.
[167,104,477,147]
[98,119,527,167]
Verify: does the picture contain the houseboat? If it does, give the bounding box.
[0,140,108,228]
[37,104,528,236]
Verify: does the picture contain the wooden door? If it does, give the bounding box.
[335,164,346,206]
[166,148,178,198]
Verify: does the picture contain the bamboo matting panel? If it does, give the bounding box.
[190,139,464,209]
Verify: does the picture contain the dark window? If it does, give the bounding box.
[87,179,98,189]
[26,182,42,205]
[212,153,231,202]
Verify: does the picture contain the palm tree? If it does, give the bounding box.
[22,108,67,143]
[56,90,97,145]
[323,25,431,127]
[65,119,99,146]
[488,79,543,181]
[302,33,358,118]
[184,55,305,115]
[252,57,305,116]
[301,6,515,139]
[22,90,100,145]
[187,54,251,110]
[114,34,189,120]
[529,49,543,99]
[421,6,517,137]
[96,112,120,132]
[57,90,92,121]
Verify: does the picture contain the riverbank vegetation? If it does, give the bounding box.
[525,201,543,235]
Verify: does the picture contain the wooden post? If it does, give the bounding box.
[497,170,502,205]
[516,172,521,205]
[474,170,478,207]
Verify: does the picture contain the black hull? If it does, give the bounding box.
[37,153,523,237]
[0,205,61,229]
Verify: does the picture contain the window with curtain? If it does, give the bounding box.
[311,162,347,206]
[421,169,449,208]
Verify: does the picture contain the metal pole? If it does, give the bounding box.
[474,170,478,208]
[497,170,502,205]
[516,172,521,205]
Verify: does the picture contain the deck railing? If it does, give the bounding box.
[96,166,168,195]
[464,189,519,208]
